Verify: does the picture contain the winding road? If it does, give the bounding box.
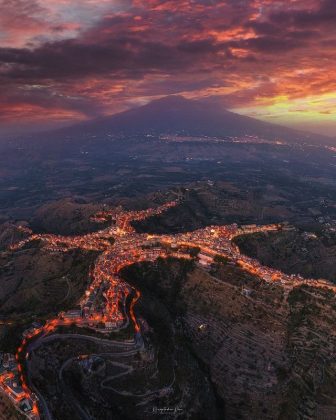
[7,199,336,419]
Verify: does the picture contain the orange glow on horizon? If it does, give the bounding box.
[0,0,335,135]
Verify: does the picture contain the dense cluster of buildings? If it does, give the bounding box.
[5,199,336,417]
[0,353,38,419]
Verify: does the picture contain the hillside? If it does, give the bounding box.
[0,243,98,320]
[30,199,108,235]
[121,257,336,419]
[234,230,336,282]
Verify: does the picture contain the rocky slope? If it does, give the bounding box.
[121,258,336,419]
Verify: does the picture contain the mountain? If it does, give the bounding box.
[51,95,331,145]
[4,96,333,151]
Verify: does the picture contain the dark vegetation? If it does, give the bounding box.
[0,245,98,319]
[234,229,336,282]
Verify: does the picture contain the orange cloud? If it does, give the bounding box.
[0,0,335,135]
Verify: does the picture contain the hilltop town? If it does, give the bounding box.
[1,200,336,418]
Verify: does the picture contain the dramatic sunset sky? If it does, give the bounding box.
[0,0,335,136]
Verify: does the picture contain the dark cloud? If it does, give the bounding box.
[0,34,228,83]
[270,0,336,28]
[0,0,335,134]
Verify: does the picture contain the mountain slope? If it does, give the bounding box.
[57,95,330,145]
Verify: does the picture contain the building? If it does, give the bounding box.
[63,309,82,320]
[4,376,25,399]
[198,252,214,266]
[22,323,41,338]
[19,398,33,413]
[1,353,16,370]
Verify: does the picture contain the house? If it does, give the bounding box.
[63,309,82,320]
[198,253,214,266]
[4,376,25,399]
[19,398,33,413]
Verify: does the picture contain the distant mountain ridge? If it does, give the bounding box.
[7,95,334,147]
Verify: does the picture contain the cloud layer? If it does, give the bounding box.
[0,0,335,135]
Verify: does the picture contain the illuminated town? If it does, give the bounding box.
[1,200,336,418]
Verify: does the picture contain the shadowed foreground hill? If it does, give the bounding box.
[121,257,336,420]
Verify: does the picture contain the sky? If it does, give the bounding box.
[0,0,335,136]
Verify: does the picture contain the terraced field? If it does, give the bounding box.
[122,258,336,420]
